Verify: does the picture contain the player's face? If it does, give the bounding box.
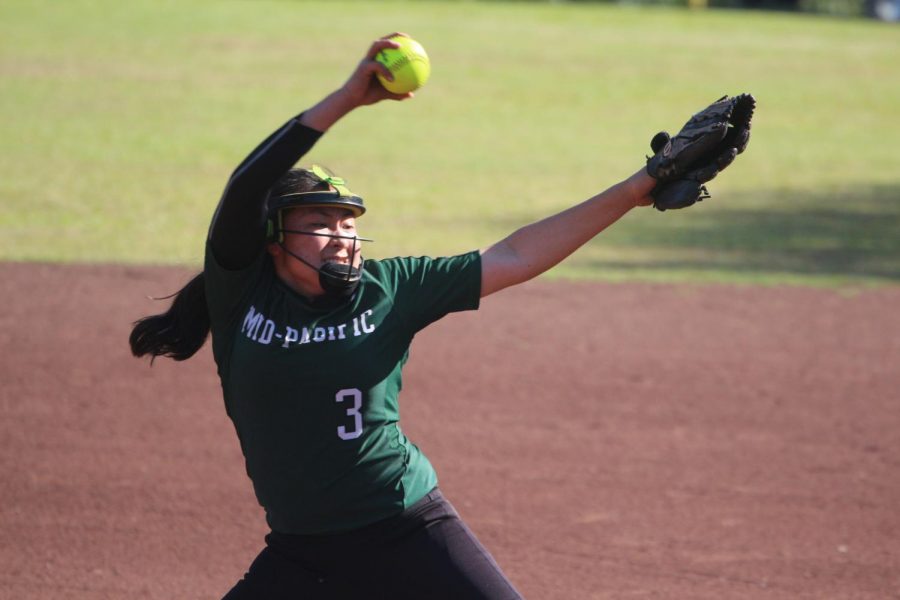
[269,207,363,295]
[284,207,361,266]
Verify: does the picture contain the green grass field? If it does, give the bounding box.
[2,0,898,286]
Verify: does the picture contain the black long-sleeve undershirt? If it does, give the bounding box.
[207,114,324,270]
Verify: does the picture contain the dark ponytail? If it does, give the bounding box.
[130,168,327,362]
[129,272,210,362]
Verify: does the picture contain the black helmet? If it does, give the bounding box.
[266,165,365,242]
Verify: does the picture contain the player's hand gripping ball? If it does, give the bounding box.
[376,35,431,94]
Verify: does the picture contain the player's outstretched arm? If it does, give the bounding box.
[479,168,654,297]
[479,93,755,297]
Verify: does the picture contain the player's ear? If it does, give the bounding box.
[267,242,282,259]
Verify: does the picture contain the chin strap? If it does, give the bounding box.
[276,234,366,300]
[318,261,362,298]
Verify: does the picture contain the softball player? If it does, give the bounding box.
[131,34,747,599]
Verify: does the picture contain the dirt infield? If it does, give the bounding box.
[1,261,898,600]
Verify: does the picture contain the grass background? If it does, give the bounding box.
[1,0,898,286]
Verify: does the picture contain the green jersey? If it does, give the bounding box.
[204,245,481,534]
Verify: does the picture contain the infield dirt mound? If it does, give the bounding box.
[1,262,898,599]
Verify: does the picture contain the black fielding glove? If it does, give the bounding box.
[646,94,755,211]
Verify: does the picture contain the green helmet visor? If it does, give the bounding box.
[269,190,366,218]
[269,165,365,216]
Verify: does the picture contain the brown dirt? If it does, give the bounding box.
[1,261,899,600]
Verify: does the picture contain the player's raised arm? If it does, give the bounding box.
[208,35,413,271]
[301,34,414,132]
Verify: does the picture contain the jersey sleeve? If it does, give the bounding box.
[377,251,482,333]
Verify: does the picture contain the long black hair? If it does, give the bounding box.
[129,272,209,362]
[129,168,331,363]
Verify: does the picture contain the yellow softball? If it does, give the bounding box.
[375,35,431,94]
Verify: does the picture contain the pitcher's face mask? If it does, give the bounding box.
[274,228,373,299]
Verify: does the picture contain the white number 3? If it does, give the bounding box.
[336,388,363,440]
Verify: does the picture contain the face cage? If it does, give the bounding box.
[275,229,374,285]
